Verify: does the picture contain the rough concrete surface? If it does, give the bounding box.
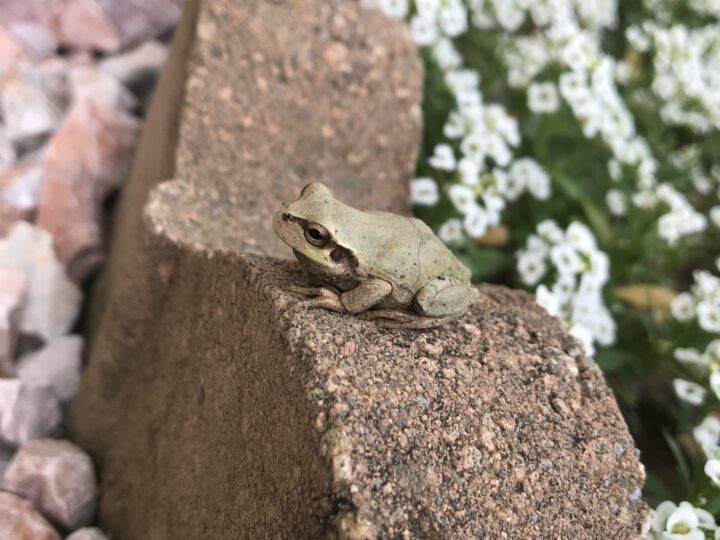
[69,0,651,538]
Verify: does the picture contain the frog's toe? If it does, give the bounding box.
[414,279,475,318]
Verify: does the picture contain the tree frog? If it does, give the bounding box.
[272,183,478,329]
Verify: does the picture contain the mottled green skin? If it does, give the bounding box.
[273,183,476,322]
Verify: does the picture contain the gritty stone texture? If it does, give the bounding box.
[72,246,651,538]
[0,491,60,540]
[2,438,97,530]
[66,528,109,540]
[174,0,422,256]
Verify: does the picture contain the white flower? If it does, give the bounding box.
[537,219,564,244]
[448,184,476,214]
[527,81,560,113]
[463,205,490,238]
[570,324,595,357]
[458,158,480,186]
[536,284,561,317]
[695,416,720,458]
[517,250,547,285]
[432,38,462,71]
[551,244,583,276]
[673,379,707,406]
[410,178,439,206]
[705,459,720,487]
[698,302,720,333]
[626,26,650,52]
[438,218,464,245]
[481,132,512,166]
[552,274,576,304]
[608,158,622,181]
[673,347,705,366]
[672,293,697,322]
[438,1,468,37]
[377,0,408,18]
[712,372,720,400]
[410,15,438,45]
[650,501,715,540]
[416,0,440,16]
[711,207,720,228]
[605,189,627,216]
[428,144,457,170]
[565,222,597,253]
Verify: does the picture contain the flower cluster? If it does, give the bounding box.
[672,270,720,334]
[648,501,717,540]
[628,22,720,133]
[517,220,615,355]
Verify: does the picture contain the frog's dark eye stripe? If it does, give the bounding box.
[304,222,330,247]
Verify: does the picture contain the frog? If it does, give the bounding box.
[272,183,478,329]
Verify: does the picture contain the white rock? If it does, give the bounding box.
[99,40,168,86]
[2,162,44,211]
[0,269,26,377]
[4,23,58,61]
[66,527,109,540]
[0,65,64,144]
[16,335,82,402]
[0,222,82,340]
[70,65,137,111]
[0,379,61,446]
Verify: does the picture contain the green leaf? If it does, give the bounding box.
[643,471,675,508]
[458,247,512,282]
[594,348,637,373]
[663,430,692,496]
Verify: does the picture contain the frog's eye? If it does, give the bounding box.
[304,223,330,247]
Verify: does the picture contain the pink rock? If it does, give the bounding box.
[0,379,61,446]
[66,528,109,540]
[36,100,138,281]
[51,0,122,52]
[0,491,60,540]
[2,439,97,530]
[16,335,82,402]
[0,29,28,63]
[99,40,168,87]
[0,269,27,377]
[0,64,65,144]
[49,0,181,53]
[0,222,82,340]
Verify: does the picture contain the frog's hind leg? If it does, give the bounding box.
[360,309,461,329]
[413,278,477,318]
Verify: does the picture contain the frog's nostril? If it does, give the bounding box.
[282,213,291,221]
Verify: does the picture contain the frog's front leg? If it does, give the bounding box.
[413,278,479,317]
[287,278,392,315]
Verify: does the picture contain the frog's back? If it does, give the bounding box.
[361,211,471,294]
